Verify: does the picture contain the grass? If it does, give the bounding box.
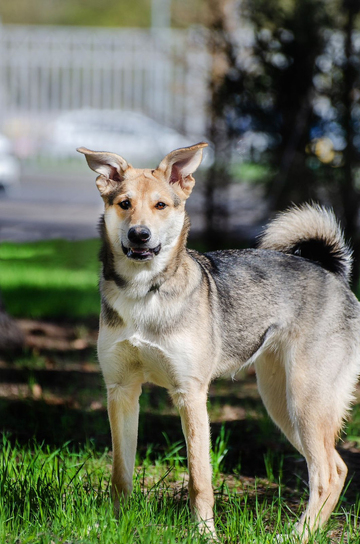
[2,238,360,320]
[1,435,360,544]
[0,239,100,318]
[230,161,274,184]
[1,238,360,542]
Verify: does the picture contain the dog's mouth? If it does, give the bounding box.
[121,243,161,261]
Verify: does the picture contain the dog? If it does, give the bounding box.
[78,142,360,541]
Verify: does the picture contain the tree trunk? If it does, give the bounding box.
[0,295,25,354]
[340,0,360,286]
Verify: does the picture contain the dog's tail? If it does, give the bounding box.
[258,203,353,284]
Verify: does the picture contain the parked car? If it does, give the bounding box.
[0,135,21,194]
[45,109,210,167]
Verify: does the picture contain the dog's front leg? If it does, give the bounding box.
[172,387,216,536]
[107,381,142,514]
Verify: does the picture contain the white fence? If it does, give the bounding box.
[0,23,210,160]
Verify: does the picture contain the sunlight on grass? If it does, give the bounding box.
[1,436,357,544]
[0,239,100,318]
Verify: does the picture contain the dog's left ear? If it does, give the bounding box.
[157,142,208,198]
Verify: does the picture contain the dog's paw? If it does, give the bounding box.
[274,530,304,543]
[196,518,219,542]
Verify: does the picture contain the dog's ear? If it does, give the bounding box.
[157,142,208,198]
[77,147,129,195]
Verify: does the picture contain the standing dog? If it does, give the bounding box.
[78,142,360,541]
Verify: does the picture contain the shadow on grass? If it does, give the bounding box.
[0,365,279,459]
[2,287,100,319]
[1,357,360,510]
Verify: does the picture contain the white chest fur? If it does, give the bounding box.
[99,280,196,391]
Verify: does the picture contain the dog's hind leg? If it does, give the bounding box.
[286,359,349,541]
[107,380,142,514]
[255,351,304,454]
[293,440,347,541]
[255,348,350,542]
[171,386,216,538]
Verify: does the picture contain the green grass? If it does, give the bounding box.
[2,239,360,542]
[0,239,100,319]
[1,435,359,544]
[2,238,360,320]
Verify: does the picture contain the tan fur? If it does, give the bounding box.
[78,143,360,542]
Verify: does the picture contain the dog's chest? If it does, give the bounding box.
[110,285,169,332]
[101,323,187,390]
[101,286,189,387]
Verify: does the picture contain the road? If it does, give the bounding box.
[0,172,103,242]
[0,172,267,243]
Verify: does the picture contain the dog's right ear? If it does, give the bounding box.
[77,147,129,195]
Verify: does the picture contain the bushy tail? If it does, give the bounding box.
[258,203,353,284]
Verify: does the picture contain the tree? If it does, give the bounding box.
[204,0,360,283]
[0,294,24,354]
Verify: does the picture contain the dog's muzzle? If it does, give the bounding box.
[122,225,161,261]
[121,243,161,261]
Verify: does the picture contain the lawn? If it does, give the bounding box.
[0,239,100,318]
[0,438,292,543]
[1,238,360,542]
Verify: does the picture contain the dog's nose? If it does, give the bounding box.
[128,226,151,244]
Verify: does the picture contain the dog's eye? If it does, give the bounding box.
[119,200,131,210]
[155,202,167,210]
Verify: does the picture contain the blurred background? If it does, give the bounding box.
[1,0,360,490]
[1,0,360,261]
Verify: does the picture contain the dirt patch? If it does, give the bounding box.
[18,318,98,353]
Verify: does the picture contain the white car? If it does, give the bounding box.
[46,109,209,166]
[0,135,21,194]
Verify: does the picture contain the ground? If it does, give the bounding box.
[2,318,360,503]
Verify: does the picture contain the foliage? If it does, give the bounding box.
[0,0,206,28]
[205,0,360,281]
[0,0,151,27]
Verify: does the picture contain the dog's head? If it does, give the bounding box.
[78,143,207,263]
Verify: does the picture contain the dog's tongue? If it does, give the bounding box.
[122,243,161,260]
[128,247,151,260]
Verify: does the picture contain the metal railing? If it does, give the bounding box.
[0,23,210,161]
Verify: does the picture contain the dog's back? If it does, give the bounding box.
[188,204,359,382]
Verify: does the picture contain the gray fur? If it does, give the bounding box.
[98,216,127,288]
[101,297,124,328]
